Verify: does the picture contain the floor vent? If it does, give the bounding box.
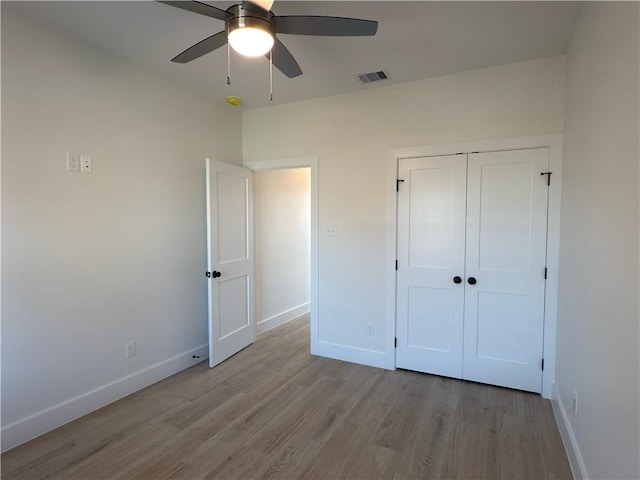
[357,70,390,84]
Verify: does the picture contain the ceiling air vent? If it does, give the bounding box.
[357,70,390,84]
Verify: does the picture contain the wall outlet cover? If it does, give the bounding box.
[81,155,92,173]
[126,341,136,358]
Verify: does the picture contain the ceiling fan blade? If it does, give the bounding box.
[171,31,228,63]
[242,0,274,13]
[157,1,229,21]
[267,39,302,78]
[276,16,378,36]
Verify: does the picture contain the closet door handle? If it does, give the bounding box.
[453,276,462,284]
[467,277,477,285]
[212,271,222,278]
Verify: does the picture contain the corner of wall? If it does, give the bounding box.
[551,382,588,479]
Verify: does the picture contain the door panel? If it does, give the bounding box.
[216,172,249,262]
[206,159,255,368]
[477,162,534,272]
[218,276,249,338]
[396,155,467,379]
[475,291,529,364]
[463,148,549,392]
[407,286,456,352]
[409,166,459,268]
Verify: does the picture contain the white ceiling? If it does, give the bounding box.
[7,1,583,109]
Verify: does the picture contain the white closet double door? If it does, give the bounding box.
[396,148,549,393]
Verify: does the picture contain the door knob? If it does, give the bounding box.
[453,276,462,284]
[212,271,221,278]
[467,277,477,285]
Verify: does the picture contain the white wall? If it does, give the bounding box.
[254,168,310,334]
[556,3,640,479]
[1,6,242,450]
[243,56,566,366]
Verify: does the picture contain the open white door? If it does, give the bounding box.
[206,159,255,368]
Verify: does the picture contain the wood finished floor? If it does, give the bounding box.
[2,316,572,479]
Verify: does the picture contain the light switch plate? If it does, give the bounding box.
[326,225,337,237]
[67,153,80,172]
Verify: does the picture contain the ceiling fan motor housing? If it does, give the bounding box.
[225,4,276,39]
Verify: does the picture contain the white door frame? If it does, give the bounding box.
[243,157,319,349]
[386,135,563,398]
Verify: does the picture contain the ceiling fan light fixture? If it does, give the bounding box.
[226,6,276,57]
[228,26,274,57]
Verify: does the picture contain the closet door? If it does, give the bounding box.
[396,155,467,378]
[463,148,549,392]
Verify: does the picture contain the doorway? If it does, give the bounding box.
[254,167,311,334]
[243,157,319,346]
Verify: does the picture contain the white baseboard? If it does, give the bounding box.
[1,344,208,453]
[257,303,310,335]
[311,340,394,370]
[551,382,588,479]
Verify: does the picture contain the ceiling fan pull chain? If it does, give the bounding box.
[269,49,273,101]
[227,42,231,85]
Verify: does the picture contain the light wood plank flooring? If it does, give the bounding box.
[2,316,572,479]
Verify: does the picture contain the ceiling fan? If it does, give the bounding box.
[158,0,378,78]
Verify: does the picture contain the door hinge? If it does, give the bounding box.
[541,358,545,371]
[396,179,405,192]
[541,172,552,186]
[394,337,397,348]
[544,267,548,279]
[395,260,398,271]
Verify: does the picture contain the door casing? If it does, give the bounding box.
[386,135,563,399]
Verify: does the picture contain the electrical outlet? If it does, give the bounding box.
[67,153,80,172]
[81,155,92,173]
[126,341,136,358]
[572,389,578,415]
[366,323,374,336]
